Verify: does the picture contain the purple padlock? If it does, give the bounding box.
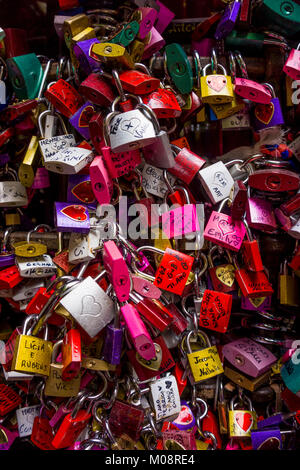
[0,153,10,166]
[54,201,90,233]
[0,228,15,268]
[214,0,241,40]
[67,174,97,208]
[69,101,95,140]
[241,295,272,311]
[251,428,282,450]
[102,322,124,365]
[172,401,195,431]
[246,197,277,232]
[0,425,18,450]
[252,84,284,131]
[155,1,175,34]
[32,167,50,189]
[73,38,102,75]
[222,337,277,377]
[142,27,165,60]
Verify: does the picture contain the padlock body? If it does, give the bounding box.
[199,289,232,333]
[204,211,246,252]
[11,334,52,376]
[234,78,272,103]
[235,268,274,298]
[201,74,234,104]
[228,409,257,437]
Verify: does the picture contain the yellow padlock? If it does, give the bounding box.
[91,42,134,69]
[18,135,40,188]
[201,63,234,104]
[183,330,224,384]
[11,315,53,377]
[63,14,89,49]
[228,394,257,438]
[13,225,49,258]
[210,94,245,120]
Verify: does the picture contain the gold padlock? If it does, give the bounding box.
[90,42,134,69]
[63,14,89,49]
[11,315,53,377]
[13,225,48,258]
[5,213,21,226]
[201,63,234,104]
[210,94,245,120]
[228,393,257,438]
[18,135,40,188]
[45,339,81,397]
[183,330,224,384]
[128,39,145,64]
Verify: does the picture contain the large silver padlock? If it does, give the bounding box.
[142,120,176,169]
[68,222,101,265]
[58,271,115,338]
[0,168,28,207]
[104,94,159,152]
[16,254,57,278]
[198,161,234,204]
[38,109,76,162]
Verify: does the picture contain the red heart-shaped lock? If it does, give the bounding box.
[234,412,253,433]
[71,181,95,203]
[254,102,274,125]
[61,205,87,221]
[78,105,95,128]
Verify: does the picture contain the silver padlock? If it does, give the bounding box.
[104,94,159,152]
[0,168,28,207]
[141,163,176,198]
[38,108,76,162]
[142,120,176,169]
[68,224,101,265]
[43,145,94,175]
[149,374,181,422]
[12,279,44,302]
[59,271,115,338]
[16,254,57,278]
[16,404,40,438]
[198,161,234,204]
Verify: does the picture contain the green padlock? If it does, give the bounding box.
[110,21,140,47]
[165,43,193,95]
[6,53,44,100]
[259,0,300,37]
[225,31,265,54]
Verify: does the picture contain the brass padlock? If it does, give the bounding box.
[228,393,257,438]
[45,340,81,397]
[11,315,53,377]
[201,63,234,104]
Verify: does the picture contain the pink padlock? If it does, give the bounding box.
[102,240,130,302]
[246,197,277,232]
[161,188,200,239]
[32,167,50,189]
[283,44,300,80]
[155,1,175,34]
[120,303,156,360]
[89,155,113,204]
[142,27,165,60]
[101,146,141,179]
[136,7,158,39]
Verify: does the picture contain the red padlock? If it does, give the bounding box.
[119,69,160,95]
[44,79,84,118]
[62,329,82,381]
[234,258,274,298]
[248,169,300,192]
[78,73,115,106]
[0,265,23,289]
[52,407,91,449]
[199,289,232,333]
[241,220,264,272]
[153,247,194,295]
[143,87,181,118]
[89,155,114,204]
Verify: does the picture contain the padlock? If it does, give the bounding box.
[231,51,272,103]
[199,289,233,333]
[73,38,102,75]
[109,21,139,47]
[67,174,96,205]
[90,42,134,69]
[222,337,277,377]
[0,167,28,207]
[198,161,235,205]
[241,294,272,311]
[68,230,100,265]
[44,145,93,175]
[209,94,245,121]
[0,425,18,450]
[0,265,23,290]
[204,198,246,252]
[248,168,300,193]
[131,7,157,39]
[207,245,236,293]
[13,225,48,258]
[251,83,285,131]
[284,43,300,80]
[45,339,81,397]
[130,170,160,228]
[119,65,160,95]
[278,260,300,307]
[16,254,57,278]
[230,180,247,220]
[105,94,160,153]
[121,302,156,360]
[61,328,81,381]
[155,0,174,34]
[233,256,274,298]
[59,273,115,338]
[12,278,44,302]
[142,27,165,60]
[251,427,283,450]
[129,292,174,332]
[241,220,264,272]
[52,398,91,449]
[69,101,95,140]
[89,155,114,204]
[165,43,193,95]
[18,135,40,188]
[142,122,175,169]
[63,13,89,47]
[166,145,206,185]
[0,228,15,268]
[182,330,224,384]
[11,316,52,376]
[214,1,241,40]
[200,62,234,104]
[149,374,181,422]
[78,72,115,106]
[102,240,130,302]
[101,145,141,178]
[259,0,300,37]
[16,404,41,438]
[228,393,257,438]
[108,399,145,442]
[0,383,23,417]
[6,53,43,99]
[54,202,90,233]
[44,79,84,118]
[102,303,124,366]
[143,86,182,118]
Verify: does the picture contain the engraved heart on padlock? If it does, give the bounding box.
[80,294,102,317]
[78,105,95,127]
[234,412,253,433]
[249,296,266,308]
[213,171,228,188]
[120,117,141,135]
[218,219,235,236]
[61,205,88,222]
[254,102,274,125]
[206,75,227,93]
[136,343,162,370]
[71,181,95,204]
[215,265,235,287]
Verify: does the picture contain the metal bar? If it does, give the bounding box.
[0,231,71,250]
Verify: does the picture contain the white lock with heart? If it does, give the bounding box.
[199,161,234,204]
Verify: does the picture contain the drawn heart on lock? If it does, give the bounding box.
[215,265,235,287]
[213,171,227,188]
[234,412,253,433]
[257,437,281,450]
[61,204,87,222]
[78,105,95,127]
[254,102,274,125]
[218,219,235,236]
[206,75,227,93]
[71,181,95,204]
[80,295,101,317]
[121,117,141,135]
[136,343,162,370]
[249,296,266,308]
[174,405,194,426]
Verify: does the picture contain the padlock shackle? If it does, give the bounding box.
[26,224,52,244]
[51,339,63,362]
[234,51,249,79]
